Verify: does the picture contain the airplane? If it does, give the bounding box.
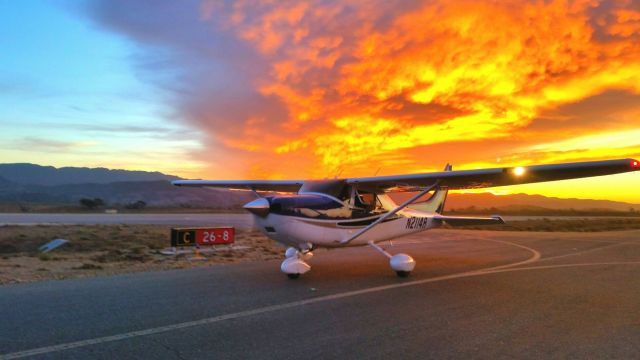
[174,158,640,279]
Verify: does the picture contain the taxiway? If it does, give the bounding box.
[1,229,639,359]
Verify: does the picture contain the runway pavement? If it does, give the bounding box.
[1,229,639,359]
[0,213,255,229]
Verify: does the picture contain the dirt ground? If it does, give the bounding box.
[0,224,283,285]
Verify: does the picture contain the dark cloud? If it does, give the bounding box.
[526,90,640,134]
[588,0,640,42]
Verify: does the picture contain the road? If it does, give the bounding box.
[1,229,639,359]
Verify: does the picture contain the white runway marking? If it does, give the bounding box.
[537,240,636,263]
[1,240,637,360]
[478,238,541,270]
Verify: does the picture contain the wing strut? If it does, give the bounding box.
[340,182,439,244]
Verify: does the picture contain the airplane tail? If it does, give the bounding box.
[407,164,451,214]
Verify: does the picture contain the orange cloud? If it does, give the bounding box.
[191,0,640,179]
[88,0,640,200]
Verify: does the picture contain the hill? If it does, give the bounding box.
[388,191,639,214]
[444,192,639,212]
[0,175,15,188]
[0,180,253,208]
[0,163,251,209]
[0,163,179,186]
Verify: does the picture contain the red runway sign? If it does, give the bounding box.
[171,227,235,247]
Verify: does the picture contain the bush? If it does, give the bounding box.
[79,198,105,210]
[125,200,147,210]
[72,263,103,270]
[0,243,18,254]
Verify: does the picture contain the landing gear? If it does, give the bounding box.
[281,247,312,279]
[368,241,416,278]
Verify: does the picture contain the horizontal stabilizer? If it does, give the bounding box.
[433,215,505,226]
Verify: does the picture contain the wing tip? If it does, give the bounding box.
[491,215,506,224]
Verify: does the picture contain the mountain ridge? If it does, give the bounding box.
[0,163,637,211]
[445,192,639,211]
[0,163,180,186]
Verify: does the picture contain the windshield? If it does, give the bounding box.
[268,194,352,219]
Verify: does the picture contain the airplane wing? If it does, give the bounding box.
[172,158,639,193]
[432,215,505,226]
[348,158,639,192]
[172,179,304,192]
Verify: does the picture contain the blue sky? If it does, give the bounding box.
[0,0,203,175]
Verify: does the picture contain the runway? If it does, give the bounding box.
[1,229,639,359]
[0,213,255,229]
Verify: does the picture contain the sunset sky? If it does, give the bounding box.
[1,0,639,202]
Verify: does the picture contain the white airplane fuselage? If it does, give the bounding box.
[252,208,437,249]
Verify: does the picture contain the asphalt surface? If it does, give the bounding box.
[0,213,255,229]
[1,229,639,359]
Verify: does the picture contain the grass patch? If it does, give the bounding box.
[72,263,103,270]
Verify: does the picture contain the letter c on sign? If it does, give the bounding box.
[182,232,191,244]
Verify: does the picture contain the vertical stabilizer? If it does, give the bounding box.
[407,164,451,214]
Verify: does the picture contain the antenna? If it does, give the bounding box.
[373,167,381,176]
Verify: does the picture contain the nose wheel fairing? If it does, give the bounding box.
[368,241,416,277]
[281,247,313,279]
[389,253,416,276]
[280,256,311,277]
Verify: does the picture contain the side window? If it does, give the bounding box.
[352,191,385,214]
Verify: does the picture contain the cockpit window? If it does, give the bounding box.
[268,192,387,219]
[268,195,352,219]
[270,195,342,211]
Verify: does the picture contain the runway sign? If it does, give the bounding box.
[39,238,68,253]
[171,227,235,247]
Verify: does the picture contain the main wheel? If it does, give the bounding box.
[396,271,410,278]
[287,273,300,279]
